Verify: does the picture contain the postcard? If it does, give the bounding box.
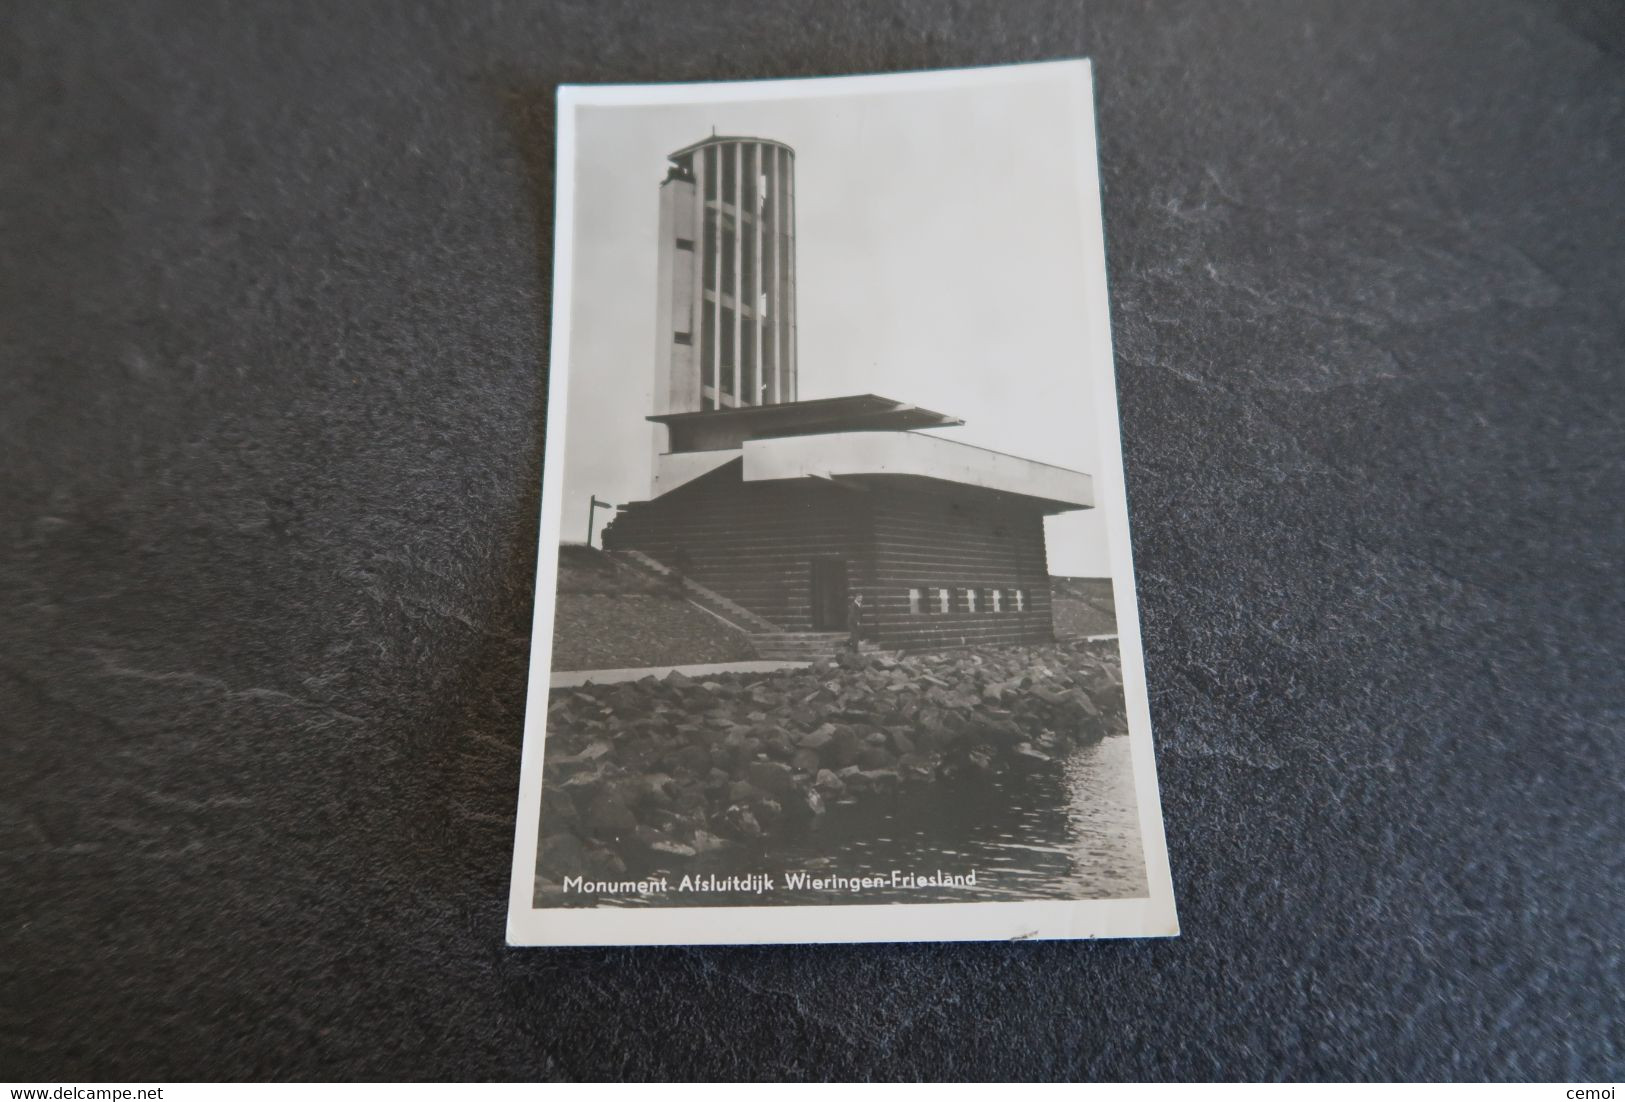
[507,59,1177,945]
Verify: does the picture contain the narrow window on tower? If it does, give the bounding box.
[701,299,716,388]
[719,306,736,399]
[761,314,775,403]
[721,222,736,297]
[1013,588,1026,612]
[963,587,978,613]
[989,588,1004,613]
[702,208,718,292]
[908,588,922,615]
[937,587,951,615]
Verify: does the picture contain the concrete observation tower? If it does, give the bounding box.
[653,135,798,416]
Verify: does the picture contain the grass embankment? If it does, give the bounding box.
[550,544,756,671]
[1051,576,1118,638]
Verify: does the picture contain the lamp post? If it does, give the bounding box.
[586,495,618,548]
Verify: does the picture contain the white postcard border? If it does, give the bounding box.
[506,59,1178,946]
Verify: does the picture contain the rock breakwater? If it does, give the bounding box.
[537,639,1127,892]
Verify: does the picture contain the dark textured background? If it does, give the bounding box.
[3,0,1621,1082]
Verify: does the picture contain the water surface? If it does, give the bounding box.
[596,733,1148,907]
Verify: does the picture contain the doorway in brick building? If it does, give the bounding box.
[810,557,848,631]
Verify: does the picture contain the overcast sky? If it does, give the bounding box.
[559,70,1115,576]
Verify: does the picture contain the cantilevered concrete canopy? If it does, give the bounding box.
[649,394,964,454]
[742,430,1093,514]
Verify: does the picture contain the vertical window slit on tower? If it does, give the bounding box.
[710,152,722,404]
[750,142,763,406]
[769,144,781,404]
[731,142,743,405]
[691,144,707,411]
[785,148,796,400]
[720,306,735,398]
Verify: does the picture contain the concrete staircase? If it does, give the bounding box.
[604,549,781,634]
[605,548,883,663]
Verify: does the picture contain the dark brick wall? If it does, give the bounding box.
[602,460,867,632]
[865,486,1056,649]
[604,463,1058,648]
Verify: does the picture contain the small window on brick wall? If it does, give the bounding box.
[1013,588,1026,612]
[962,587,978,613]
[937,587,951,615]
[988,588,1004,613]
[908,588,923,615]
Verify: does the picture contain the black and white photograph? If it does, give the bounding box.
[507,61,1177,945]
[9,0,1623,1082]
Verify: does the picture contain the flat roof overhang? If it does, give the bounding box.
[740,430,1093,515]
[649,394,965,454]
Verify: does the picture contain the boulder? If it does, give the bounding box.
[584,844,627,877]
[896,753,937,782]
[649,838,698,858]
[782,784,825,820]
[691,830,730,854]
[857,746,896,770]
[813,769,846,796]
[721,805,762,839]
[796,724,836,751]
[826,728,863,767]
[676,744,711,775]
[855,768,900,793]
[762,731,797,760]
[538,830,587,880]
[586,789,638,841]
[541,784,579,828]
[747,760,797,797]
[636,773,675,806]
